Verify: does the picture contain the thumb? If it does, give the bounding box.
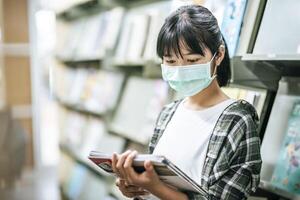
[144,160,155,174]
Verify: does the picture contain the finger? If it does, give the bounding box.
[125,186,148,193]
[123,150,138,182]
[116,178,127,186]
[144,160,156,176]
[122,191,150,198]
[111,152,118,174]
[115,178,124,187]
[116,150,132,179]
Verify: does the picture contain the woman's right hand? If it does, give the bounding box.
[115,177,150,198]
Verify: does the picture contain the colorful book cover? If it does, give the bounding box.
[221,0,248,57]
[271,101,300,194]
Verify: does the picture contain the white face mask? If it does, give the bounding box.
[161,53,217,97]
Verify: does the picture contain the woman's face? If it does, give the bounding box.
[162,45,214,67]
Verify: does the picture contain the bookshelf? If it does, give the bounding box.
[53,0,300,199]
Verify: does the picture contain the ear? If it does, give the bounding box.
[215,45,225,67]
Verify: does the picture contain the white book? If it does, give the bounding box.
[102,7,125,50]
[67,69,89,105]
[75,13,105,59]
[114,13,134,63]
[143,11,165,61]
[88,151,209,196]
[236,0,265,55]
[83,70,125,114]
[62,19,87,60]
[126,14,150,62]
[109,77,168,144]
[80,119,126,157]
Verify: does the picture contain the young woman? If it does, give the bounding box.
[111,5,262,200]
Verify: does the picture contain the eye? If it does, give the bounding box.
[187,58,201,63]
[165,60,176,64]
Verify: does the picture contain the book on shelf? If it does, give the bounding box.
[270,101,300,195]
[142,3,171,62]
[221,0,248,57]
[115,2,170,64]
[235,0,266,55]
[62,18,87,60]
[78,171,113,200]
[68,69,89,105]
[56,7,124,61]
[80,118,126,157]
[61,111,88,148]
[109,76,169,144]
[88,151,209,196]
[203,0,227,27]
[102,7,125,51]
[65,164,89,200]
[74,13,107,60]
[53,64,125,114]
[81,70,125,114]
[253,0,300,55]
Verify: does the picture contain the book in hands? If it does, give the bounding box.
[88,151,208,196]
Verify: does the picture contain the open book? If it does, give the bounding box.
[88,151,208,196]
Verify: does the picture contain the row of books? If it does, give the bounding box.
[53,64,170,145]
[56,1,172,63]
[59,152,123,200]
[56,7,125,61]
[51,63,125,115]
[260,79,300,197]
[58,107,126,158]
[56,0,268,64]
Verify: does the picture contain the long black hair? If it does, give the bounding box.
[156,5,231,87]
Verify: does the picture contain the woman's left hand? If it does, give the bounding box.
[112,150,163,192]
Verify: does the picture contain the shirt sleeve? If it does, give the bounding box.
[182,113,262,200]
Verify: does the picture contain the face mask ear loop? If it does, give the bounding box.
[211,52,218,79]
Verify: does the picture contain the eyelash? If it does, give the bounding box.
[165,58,201,64]
[165,60,175,64]
[187,58,200,62]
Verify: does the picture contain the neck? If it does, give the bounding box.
[185,79,229,109]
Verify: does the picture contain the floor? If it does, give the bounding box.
[0,166,60,200]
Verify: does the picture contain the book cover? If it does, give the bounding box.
[109,77,168,144]
[271,101,300,194]
[88,151,209,196]
[221,0,248,57]
[235,0,266,55]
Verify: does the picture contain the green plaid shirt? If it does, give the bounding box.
[148,99,262,200]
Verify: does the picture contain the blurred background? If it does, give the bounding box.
[0,0,300,199]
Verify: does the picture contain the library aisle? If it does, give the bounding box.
[0,0,300,200]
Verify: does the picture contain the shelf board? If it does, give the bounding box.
[56,0,112,20]
[258,180,297,199]
[231,54,300,91]
[55,97,106,118]
[107,126,149,146]
[0,43,30,56]
[56,56,102,65]
[59,143,111,179]
[56,0,165,20]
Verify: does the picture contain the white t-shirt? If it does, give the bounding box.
[152,98,236,186]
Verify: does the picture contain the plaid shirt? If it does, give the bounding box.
[148,99,262,200]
